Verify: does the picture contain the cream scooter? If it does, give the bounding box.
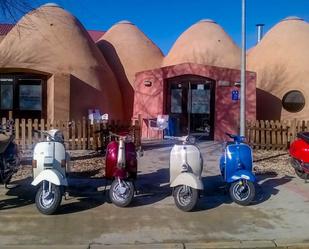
[169,135,204,211]
[31,129,68,215]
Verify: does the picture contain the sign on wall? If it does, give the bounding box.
[231,90,240,101]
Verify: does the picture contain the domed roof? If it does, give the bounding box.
[248,16,309,88]
[97,21,164,88]
[0,4,123,119]
[163,19,241,69]
[282,16,304,22]
[42,2,61,8]
[247,16,309,119]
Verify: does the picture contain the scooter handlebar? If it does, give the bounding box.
[109,131,130,140]
[164,135,196,144]
[33,129,53,140]
[225,133,246,143]
[164,135,187,141]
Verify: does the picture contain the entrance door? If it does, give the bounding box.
[166,76,215,140]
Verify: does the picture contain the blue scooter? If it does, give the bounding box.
[220,133,256,205]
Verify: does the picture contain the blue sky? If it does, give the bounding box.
[1,0,308,54]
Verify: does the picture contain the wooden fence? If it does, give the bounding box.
[0,117,141,151]
[246,119,309,150]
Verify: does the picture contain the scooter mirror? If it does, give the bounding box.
[186,136,196,144]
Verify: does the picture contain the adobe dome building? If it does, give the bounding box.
[248,16,309,120]
[133,19,256,141]
[163,19,241,69]
[97,21,164,121]
[0,3,123,121]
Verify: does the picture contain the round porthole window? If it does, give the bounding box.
[282,90,305,112]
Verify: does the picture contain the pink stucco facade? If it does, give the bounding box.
[133,63,256,141]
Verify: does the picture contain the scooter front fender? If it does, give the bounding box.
[31,169,68,186]
[170,172,203,190]
[227,170,256,183]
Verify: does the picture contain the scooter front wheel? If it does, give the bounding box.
[35,181,62,215]
[109,179,134,207]
[294,168,309,179]
[229,180,255,206]
[173,185,198,212]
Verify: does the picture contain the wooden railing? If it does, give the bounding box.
[0,117,141,151]
[246,119,309,150]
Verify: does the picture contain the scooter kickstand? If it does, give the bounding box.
[64,191,70,200]
[103,179,108,195]
[133,181,138,195]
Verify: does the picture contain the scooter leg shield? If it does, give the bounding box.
[31,169,68,186]
[227,170,256,183]
[170,172,203,190]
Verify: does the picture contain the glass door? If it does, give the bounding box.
[166,76,215,140]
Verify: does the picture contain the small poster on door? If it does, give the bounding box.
[192,89,210,114]
[171,89,182,113]
[19,85,42,110]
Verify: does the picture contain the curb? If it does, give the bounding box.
[2,240,309,249]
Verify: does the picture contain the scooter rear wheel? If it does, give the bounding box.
[109,179,134,207]
[229,180,255,206]
[35,181,62,215]
[173,185,198,212]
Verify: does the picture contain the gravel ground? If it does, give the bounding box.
[253,150,293,176]
[11,149,294,182]
[11,150,105,182]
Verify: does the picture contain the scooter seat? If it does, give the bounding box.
[297,132,309,144]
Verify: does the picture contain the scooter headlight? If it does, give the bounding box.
[181,164,188,172]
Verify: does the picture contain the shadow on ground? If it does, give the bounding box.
[194,173,293,211]
[133,168,171,207]
[254,174,293,205]
[0,177,35,210]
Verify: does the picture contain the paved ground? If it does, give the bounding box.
[1,141,309,248]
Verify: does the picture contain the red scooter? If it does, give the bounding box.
[289,132,309,180]
[105,132,138,207]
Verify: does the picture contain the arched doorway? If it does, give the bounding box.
[0,72,47,119]
[165,75,215,140]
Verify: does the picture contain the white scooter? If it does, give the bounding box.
[169,135,204,211]
[31,129,68,215]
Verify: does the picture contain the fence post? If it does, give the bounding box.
[77,120,82,150]
[82,117,86,150]
[270,120,276,150]
[290,119,297,143]
[87,119,91,150]
[254,120,260,150]
[275,120,282,149]
[27,119,33,150]
[33,119,39,144]
[71,120,76,150]
[21,119,26,151]
[282,120,288,149]
[15,118,20,147]
[260,120,265,149]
